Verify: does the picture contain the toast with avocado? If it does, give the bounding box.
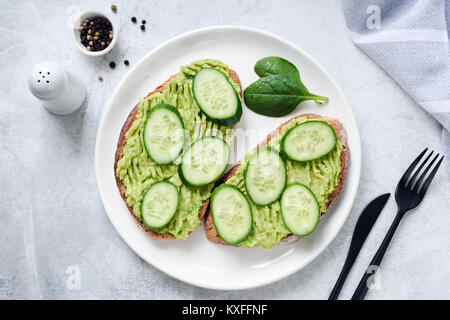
[114,59,242,240]
[204,113,349,249]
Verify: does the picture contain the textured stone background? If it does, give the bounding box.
[1,0,449,299]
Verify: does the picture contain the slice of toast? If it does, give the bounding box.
[204,113,349,246]
[114,68,242,240]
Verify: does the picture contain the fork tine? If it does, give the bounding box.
[418,156,444,196]
[406,150,434,189]
[399,148,428,186]
[412,153,439,192]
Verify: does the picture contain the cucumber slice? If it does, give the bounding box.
[140,181,179,230]
[179,136,230,187]
[143,103,185,165]
[244,146,287,206]
[193,68,242,126]
[280,183,320,236]
[281,120,337,162]
[211,184,253,245]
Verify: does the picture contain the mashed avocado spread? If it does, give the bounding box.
[116,60,342,248]
[226,117,342,249]
[116,60,239,239]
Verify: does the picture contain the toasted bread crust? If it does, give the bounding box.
[114,68,241,240]
[204,113,350,246]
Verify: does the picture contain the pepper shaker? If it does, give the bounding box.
[28,61,86,115]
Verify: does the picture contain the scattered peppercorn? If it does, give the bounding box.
[79,16,113,52]
[109,61,116,69]
[131,17,137,23]
[98,76,103,81]
[140,24,145,31]
[142,20,146,24]
[124,60,129,66]
[111,5,117,12]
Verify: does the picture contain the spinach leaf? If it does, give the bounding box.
[244,74,328,117]
[244,56,328,117]
[254,56,300,82]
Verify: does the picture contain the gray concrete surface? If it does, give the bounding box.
[0,0,449,299]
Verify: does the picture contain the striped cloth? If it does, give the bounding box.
[342,0,450,175]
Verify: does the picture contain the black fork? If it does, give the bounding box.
[352,148,444,300]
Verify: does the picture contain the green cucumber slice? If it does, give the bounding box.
[179,136,230,187]
[193,68,242,126]
[211,184,253,245]
[280,183,320,236]
[244,146,287,206]
[280,120,337,162]
[140,181,179,230]
[143,103,185,165]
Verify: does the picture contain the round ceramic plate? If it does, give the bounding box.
[95,26,361,290]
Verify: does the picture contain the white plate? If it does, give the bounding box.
[95,26,361,290]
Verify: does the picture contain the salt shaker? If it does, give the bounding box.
[28,61,86,115]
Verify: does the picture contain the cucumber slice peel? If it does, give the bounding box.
[244,146,287,206]
[211,184,253,245]
[281,120,337,162]
[280,183,320,236]
[179,136,230,187]
[143,103,185,165]
[140,181,179,230]
[193,68,242,126]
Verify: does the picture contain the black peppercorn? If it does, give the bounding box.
[124,60,129,66]
[109,61,116,69]
[79,16,113,52]
[140,24,145,31]
[142,20,146,24]
[131,17,137,23]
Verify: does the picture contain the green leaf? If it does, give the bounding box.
[244,74,328,117]
[254,56,301,82]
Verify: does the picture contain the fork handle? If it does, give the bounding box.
[351,212,404,300]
